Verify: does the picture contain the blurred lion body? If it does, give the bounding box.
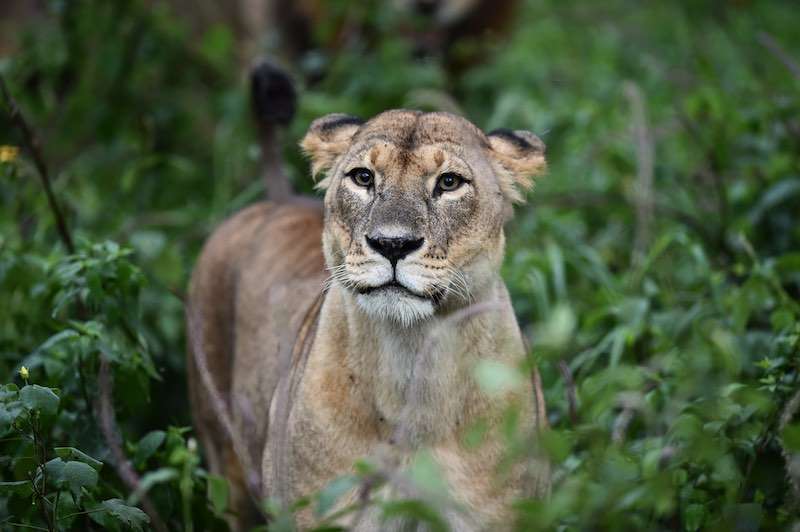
[187,201,326,526]
[188,109,549,530]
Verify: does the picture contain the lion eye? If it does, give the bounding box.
[435,172,464,194]
[346,167,375,188]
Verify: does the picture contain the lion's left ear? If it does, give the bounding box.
[486,128,546,203]
[301,113,364,186]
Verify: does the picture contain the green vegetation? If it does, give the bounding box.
[1,0,799,530]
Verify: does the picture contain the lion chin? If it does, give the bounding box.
[355,286,435,327]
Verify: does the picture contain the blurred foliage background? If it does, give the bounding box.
[1,0,799,530]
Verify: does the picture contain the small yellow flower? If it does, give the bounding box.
[19,366,29,381]
[0,145,20,163]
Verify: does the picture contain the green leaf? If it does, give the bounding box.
[54,447,103,471]
[380,500,448,532]
[134,430,166,466]
[315,474,358,518]
[44,457,67,485]
[129,468,179,505]
[409,451,448,494]
[94,499,150,532]
[207,474,230,518]
[474,359,525,395]
[775,252,800,278]
[782,423,800,452]
[0,383,19,399]
[63,460,99,498]
[748,177,800,224]
[534,303,576,352]
[19,384,59,416]
[31,329,80,355]
[0,480,33,497]
[684,503,706,531]
[0,399,24,435]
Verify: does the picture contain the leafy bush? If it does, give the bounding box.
[1,0,798,530]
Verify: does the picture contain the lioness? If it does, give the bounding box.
[187,72,549,530]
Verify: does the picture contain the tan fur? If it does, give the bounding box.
[188,110,549,530]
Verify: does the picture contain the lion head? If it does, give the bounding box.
[301,110,545,326]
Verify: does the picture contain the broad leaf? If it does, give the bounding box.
[19,385,59,416]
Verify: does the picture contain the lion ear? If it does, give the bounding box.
[486,128,546,203]
[301,114,364,185]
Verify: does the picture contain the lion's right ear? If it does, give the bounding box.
[300,114,364,185]
[486,128,546,204]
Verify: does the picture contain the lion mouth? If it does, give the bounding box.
[358,281,424,298]
[356,281,444,305]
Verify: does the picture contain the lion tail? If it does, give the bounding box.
[250,61,297,201]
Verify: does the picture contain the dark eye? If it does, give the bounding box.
[346,167,374,188]
[435,172,465,194]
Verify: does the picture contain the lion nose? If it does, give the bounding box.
[365,235,424,267]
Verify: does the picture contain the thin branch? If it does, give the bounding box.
[611,406,635,444]
[57,507,105,521]
[2,521,50,531]
[757,31,800,81]
[623,81,655,265]
[28,415,54,532]
[0,75,75,254]
[780,388,800,501]
[778,335,800,505]
[557,360,578,425]
[97,356,168,532]
[345,473,384,530]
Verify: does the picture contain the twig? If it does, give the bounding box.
[757,31,800,81]
[623,81,654,265]
[778,334,800,505]
[611,406,635,444]
[0,75,75,254]
[346,473,384,530]
[2,521,50,531]
[76,350,95,425]
[57,507,105,521]
[97,356,168,532]
[779,389,800,501]
[52,490,61,526]
[28,415,55,532]
[557,360,578,425]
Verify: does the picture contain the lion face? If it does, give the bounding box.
[302,110,545,326]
